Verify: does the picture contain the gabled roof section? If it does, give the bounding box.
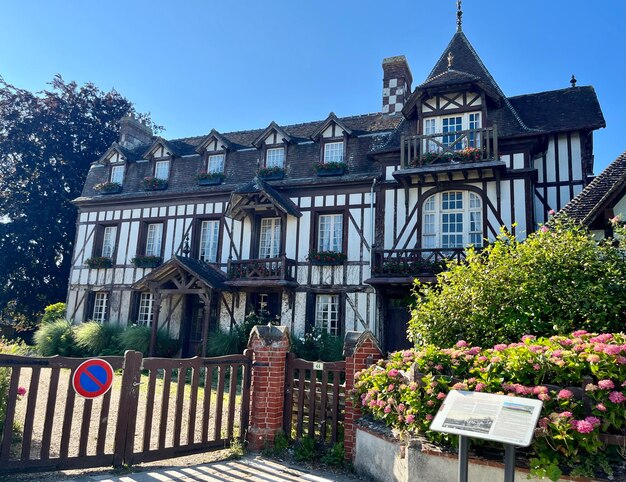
[310,112,353,140]
[252,121,292,148]
[97,142,142,164]
[143,137,180,159]
[559,150,626,225]
[225,177,302,221]
[195,129,232,155]
[131,255,228,291]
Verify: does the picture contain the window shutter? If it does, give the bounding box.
[130,291,141,325]
[305,292,315,333]
[84,291,95,322]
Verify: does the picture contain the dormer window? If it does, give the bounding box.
[110,165,125,184]
[208,154,225,174]
[423,112,482,152]
[323,141,344,164]
[154,160,170,180]
[265,147,285,169]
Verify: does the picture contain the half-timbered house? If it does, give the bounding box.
[66,8,606,355]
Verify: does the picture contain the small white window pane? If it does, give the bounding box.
[442,117,463,148]
[137,292,154,326]
[424,195,436,212]
[102,226,117,258]
[315,294,339,336]
[259,218,281,258]
[266,148,285,169]
[208,154,225,174]
[92,293,108,323]
[323,142,344,163]
[110,165,124,184]
[199,220,220,263]
[154,160,170,180]
[146,224,163,257]
[318,214,342,252]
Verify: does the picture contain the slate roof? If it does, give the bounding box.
[226,177,302,221]
[132,255,228,291]
[559,150,626,225]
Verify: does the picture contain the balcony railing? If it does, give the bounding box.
[400,125,498,170]
[227,255,297,281]
[371,248,467,277]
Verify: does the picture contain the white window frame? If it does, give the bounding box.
[199,220,220,263]
[265,147,285,169]
[421,112,483,151]
[145,223,163,257]
[315,294,340,336]
[323,142,344,164]
[422,191,483,249]
[92,292,108,323]
[259,217,281,259]
[208,154,225,174]
[101,226,117,258]
[154,160,170,180]
[137,292,154,326]
[317,214,343,252]
[110,165,124,184]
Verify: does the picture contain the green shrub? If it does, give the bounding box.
[207,310,276,356]
[34,319,81,356]
[321,442,345,467]
[294,436,317,462]
[41,302,66,324]
[74,322,123,356]
[0,339,28,437]
[291,328,344,361]
[409,217,626,347]
[118,325,179,357]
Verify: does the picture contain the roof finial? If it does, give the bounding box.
[447,51,454,69]
[456,0,463,32]
[570,74,577,88]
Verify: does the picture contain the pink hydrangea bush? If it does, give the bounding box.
[353,332,626,480]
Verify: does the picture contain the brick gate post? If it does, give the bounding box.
[246,324,290,451]
[343,330,383,462]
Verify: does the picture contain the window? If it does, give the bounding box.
[468,113,481,148]
[265,147,285,169]
[422,191,483,249]
[424,118,437,152]
[110,165,124,184]
[92,292,108,323]
[442,116,463,148]
[259,217,281,258]
[422,112,483,151]
[137,292,154,326]
[318,214,343,252]
[199,220,220,263]
[154,160,170,180]
[315,294,340,336]
[208,154,225,174]
[145,223,163,257]
[101,226,117,258]
[323,142,344,164]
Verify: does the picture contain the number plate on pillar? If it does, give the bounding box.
[313,362,324,370]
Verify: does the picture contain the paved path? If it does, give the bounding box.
[59,456,363,482]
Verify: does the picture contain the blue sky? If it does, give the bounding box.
[1,1,624,173]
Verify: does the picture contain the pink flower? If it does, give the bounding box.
[387,384,395,392]
[559,411,573,418]
[384,405,392,413]
[397,403,405,412]
[493,344,507,351]
[548,209,555,215]
[388,369,399,377]
[540,226,549,233]
[533,386,548,395]
[490,356,502,363]
[377,399,385,408]
[406,414,415,424]
[17,387,27,397]
[557,389,574,400]
[575,420,594,434]
[603,345,622,356]
[435,364,444,371]
[538,417,550,429]
[452,382,467,390]
[425,414,433,421]
[474,383,486,392]
[456,340,468,348]
[369,400,377,408]
[409,382,417,391]
[608,391,626,404]
[426,400,435,407]
[522,335,537,342]
[538,393,551,401]
[585,383,598,392]
[587,354,600,363]
[533,364,541,370]
[572,330,588,337]
[585,416,601,427]
[595,403,607,412]
[437,392,447,400]
[598,380,615,390]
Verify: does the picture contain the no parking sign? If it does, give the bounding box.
[72,359,114,399]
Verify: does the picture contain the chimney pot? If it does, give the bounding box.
[119,114,153,149]
[382,56,413,115]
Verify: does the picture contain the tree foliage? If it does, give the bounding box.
[0,75,155,328]
[408,217,626,347]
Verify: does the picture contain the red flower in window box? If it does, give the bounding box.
[93,181,122,194]
[85,256,113,269]
[308,250,347,266]
[141,176,168,191]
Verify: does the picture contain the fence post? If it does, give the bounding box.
[343,331,383,462]
[113,350,143,467]
[246,324,290,451]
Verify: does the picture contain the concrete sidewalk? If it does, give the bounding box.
[59,456,364,482]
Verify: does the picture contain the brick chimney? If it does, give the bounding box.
[382,56,413,114]
[119,113,153,149]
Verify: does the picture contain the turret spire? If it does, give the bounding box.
[456,0,463,32]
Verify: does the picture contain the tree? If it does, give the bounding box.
[0,75,156,328]
[408,217,626,347]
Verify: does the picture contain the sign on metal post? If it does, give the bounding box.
[72,358,115,399]
[430,390,543,482]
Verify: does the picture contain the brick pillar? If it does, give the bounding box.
[246,324,290,451]
[343,330,383,462]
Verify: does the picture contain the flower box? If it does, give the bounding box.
[258,166,285,180]
[314,161,346,177]
[196,172,224,185]
[93,182,122,194]
[131,255,162,268]
[308,250,346,266]
[141,176,168,191]
[85,256,113,269]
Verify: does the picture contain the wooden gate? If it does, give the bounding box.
[283,353,345,445]
[0,350,252,475]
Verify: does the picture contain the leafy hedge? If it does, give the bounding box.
[353,332,626,480]
[0,339,29,437]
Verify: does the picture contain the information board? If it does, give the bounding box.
[430,390,543,447]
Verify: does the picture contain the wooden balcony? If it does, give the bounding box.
[368,248,467,285]
[225,255,298,289]
[399,125,499,170]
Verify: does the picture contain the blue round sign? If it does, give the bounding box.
[72,359,114,399]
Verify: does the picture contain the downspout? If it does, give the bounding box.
[370,178,377,267]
